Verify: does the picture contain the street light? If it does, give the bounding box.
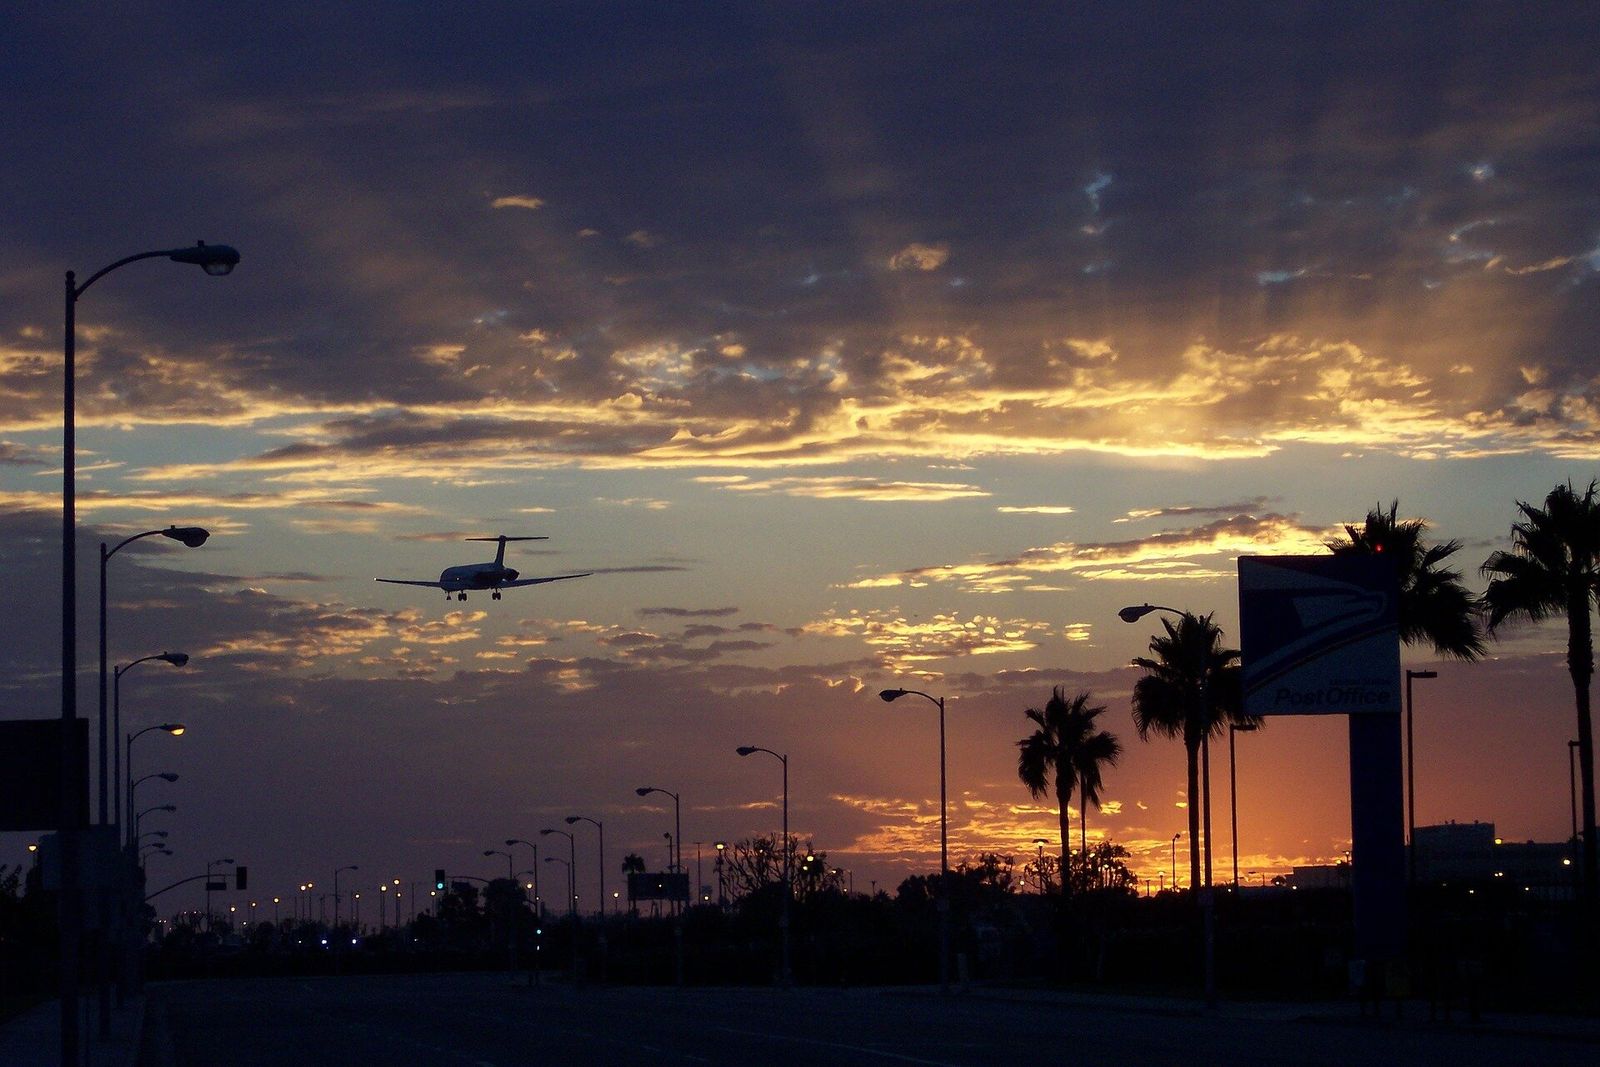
[1228,722,1258,887]
[483,848,514,881]
[538,829,577,918]
[636,786,684,986]
[505,839,540,918]
[118,657,189,847]
[126,723,184,848]
[1172,831,1183,887]
[1033,838,1050,894]
[100,529,206,833]
[736,744,791,985]
[333,865,358,930]
[564,817,606,919]
[1405,669,1438,885]
[566,816,607,983]
[133,804,175,844]
[59,241,238,1063]
[879,686,951,992]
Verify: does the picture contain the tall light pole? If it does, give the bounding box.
[563,817,605,919]
[483,848,514,881]
[635,788,681,907]
[737,745,791,985]
[506,839,540,918]
[565,816,607,983]
[879,687,950,993]
[117,655,189,846]
[1404,669,1438,885]
[635,786,684,986]
[1228,723,1258,887]
[333,864,358,930]
[101,530,206,832]
[1172,831,1182,887]
[538,829,577,916]
[134,805,175,848]
[1033,838,1049,893]
[59,240,238,1065]
[126,724,184,849]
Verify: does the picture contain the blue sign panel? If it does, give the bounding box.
[1238,555,1400,715]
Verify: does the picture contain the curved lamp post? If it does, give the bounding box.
[635,786,685,987]
[879,687,951,993]
[737,745,791,986]
[134,803,175,844]
[100,528,206,833]
[564,817,606,920]
[117,656,189,846]
[565,816,607,983]
[483,848,514,881]
[333,865,358,930]
[538,830,577,919]
[126,724,184,848]
[58,241,238,1059]
[505,839,540,917]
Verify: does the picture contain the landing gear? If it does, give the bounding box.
[457,592,468,601]
[491,590,502,600]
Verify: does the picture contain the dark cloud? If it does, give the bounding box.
[637,606,740,618]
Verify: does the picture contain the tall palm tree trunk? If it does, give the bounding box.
[1057,783,1074,898]
[1185,739,1202,891]
[1568,596,1598,910]
[1202,733,1213,887]
[1081,804,1088,861]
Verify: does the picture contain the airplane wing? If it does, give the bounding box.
[499,572,592,588]
[374,578,448,588]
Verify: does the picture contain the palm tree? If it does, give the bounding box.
[1017,687,1120,897]
[1325,501,1485,660]
[1130,612,1249,892]
[1481,481,1600,910]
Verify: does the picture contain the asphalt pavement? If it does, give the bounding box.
[128,972,1600,1067]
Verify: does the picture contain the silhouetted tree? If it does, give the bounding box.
[1481,481,1600,908]
[1130,612,1247,891]
[1326,501,1485,659]
[1017,688,1119,898]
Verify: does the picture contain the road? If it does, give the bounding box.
[141,973,1598,1066]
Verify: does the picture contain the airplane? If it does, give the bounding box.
[375,535,591,601]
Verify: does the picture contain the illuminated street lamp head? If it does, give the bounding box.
[1118,604,1157,623]
[167,241,240,276]
[159,723,186,736]
[715,841,726,852]
[736,746,757,756]
[160,525,210,548]
[878,689,907,702]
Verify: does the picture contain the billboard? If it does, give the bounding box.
[1238,555,1400,715]
[0,717,88,830]
[628,872,689,902]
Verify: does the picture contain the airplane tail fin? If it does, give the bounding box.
[465,534,548,567]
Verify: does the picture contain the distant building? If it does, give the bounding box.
[1288,863,1349,890]
[1411,820,1578,900]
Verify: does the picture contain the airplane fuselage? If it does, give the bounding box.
[438,563,520,591]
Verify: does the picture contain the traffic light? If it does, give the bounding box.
[434,869,447,891]
[235,866,248,891]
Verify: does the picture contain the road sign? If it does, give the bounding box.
[628,872,688,902]
[0,718,88,830]
[1238,555,1400,715]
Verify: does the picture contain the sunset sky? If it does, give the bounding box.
[3,5,1599,913]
